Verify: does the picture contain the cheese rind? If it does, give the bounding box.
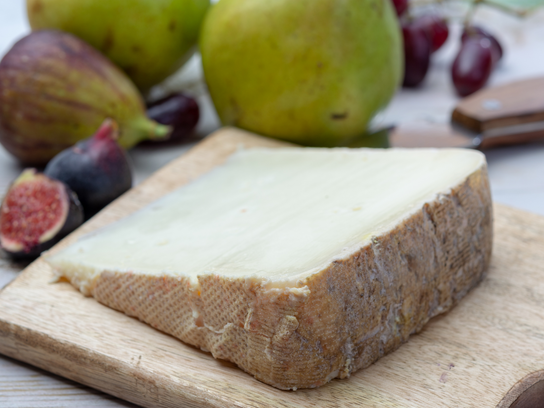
[45,147,492,389]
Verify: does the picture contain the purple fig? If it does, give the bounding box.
[0,30,171,165]
[44,119,132,218]
[0,169,83,259]
[146,93,200,144]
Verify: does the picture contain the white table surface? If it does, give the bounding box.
[1,1,544,407]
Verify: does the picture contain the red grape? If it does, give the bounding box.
[402,23,431,87]
[392,0,408,17]
[413,14,449,53]
[462,26,503,63]
[146,93,200,143]
[451,36,494,97]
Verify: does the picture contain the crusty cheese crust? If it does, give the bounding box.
[88,164,492,390]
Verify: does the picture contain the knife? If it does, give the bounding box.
[351,77,544,149]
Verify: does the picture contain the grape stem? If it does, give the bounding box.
[411,0,532,18]
[463,0,482,27]
[478,0,530,17]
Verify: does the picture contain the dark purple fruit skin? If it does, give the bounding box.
[452,36,494,97]
[392,0,408,17]
[146,93,200,144]
[462,26,503,62]
[1,181,83,260]
[413,14,449,53]
[402,23,431,87]
[44,131,133,218]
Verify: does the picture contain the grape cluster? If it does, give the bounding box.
[393,0,503,96]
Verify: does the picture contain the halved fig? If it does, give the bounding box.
[0,169,83,259]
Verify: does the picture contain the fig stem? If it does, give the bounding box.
[145,119,172,141]
[117,117,172,149]
[95,119,120,142]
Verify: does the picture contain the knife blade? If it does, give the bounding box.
[356,76,544,149]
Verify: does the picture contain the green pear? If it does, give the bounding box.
[200,0,403,147]
[27,0,210,91]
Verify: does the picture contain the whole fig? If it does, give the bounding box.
[146,92,200,143]
[27,0,210,91]
[0,30,171,165]
[45,119,132,218]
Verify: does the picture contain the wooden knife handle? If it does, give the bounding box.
[452,77,544,132]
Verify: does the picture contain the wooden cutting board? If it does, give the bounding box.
[1,127,544,408]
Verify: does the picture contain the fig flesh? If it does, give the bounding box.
[0,30,171,165]
[44,119,133,218]
[0,169,83,259]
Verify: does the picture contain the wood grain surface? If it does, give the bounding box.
[1,127,544,408]
[0,354,136,407]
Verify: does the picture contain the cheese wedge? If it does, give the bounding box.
[45,147,492,390]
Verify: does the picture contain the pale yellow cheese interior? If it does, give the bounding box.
[46,148,485,292]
